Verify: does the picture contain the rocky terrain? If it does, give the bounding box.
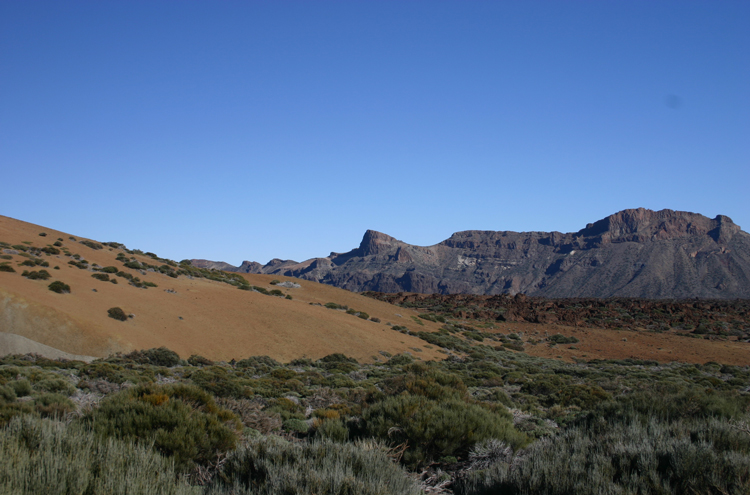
[195,208,750,299]
[364,291,750,341]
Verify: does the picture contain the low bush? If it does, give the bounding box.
[101,266,119,273]
[283,418,309,434]
[363,394,528,468]
[85,383,239,473]
[34,393,75,419]
[189,367,244,398]
[0,416,199,495]
[207,436,422,495]
[80,240,104,250]
[455,416,750,495]
[21,269,51,280]
[92,273,110,282]
[188,355,214,366]
[9,380,32,397]
[314,418,349,442]
[236,356,281,373]
[107,307,128,321]
[122,347,181,367]
[48,281,70,294]
[549,334,579,344]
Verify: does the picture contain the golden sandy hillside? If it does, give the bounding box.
[0,215,445,363]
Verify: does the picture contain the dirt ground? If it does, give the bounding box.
[488,321,749,366]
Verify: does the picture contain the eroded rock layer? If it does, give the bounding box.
[194,209,750,298]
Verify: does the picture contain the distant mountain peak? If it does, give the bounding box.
[358,230,400,256]
[579,208,740,244]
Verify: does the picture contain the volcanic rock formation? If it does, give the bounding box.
[194,209,750,298]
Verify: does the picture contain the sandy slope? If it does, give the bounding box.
[493,321,749,366]
[0,333,96,362]
[0,216,444,363]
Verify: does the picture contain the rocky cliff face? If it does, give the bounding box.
[194,209,750,298]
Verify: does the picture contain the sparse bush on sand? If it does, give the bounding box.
[107,307,128,321]
[48,281,70,293]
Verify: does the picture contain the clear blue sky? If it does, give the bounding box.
[1,1,748,265]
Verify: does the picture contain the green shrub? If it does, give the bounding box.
[48,281,70,294]
[189,367,244,398]
[34,378,75,396]
[315,418,349,442]
[455,416,750,495]
[22,269,51,280]
[80,240,103,250]
[108,307,128,321]
[0,416,200,495]
[9,380,32,397]
[235,356,281,373]
[549,334,579,344]
[207,436,422,495]
[122,347,181,367]
[0,385,16,403]
[387,354,414,366]
[188,354,214,366]
[34,393,75,419]
[85,383,239,473]
[283,418,310,434]
[363,394,528,468]
[41,246,59,255]
[101,266,118,273]
[92,273,110,282]
[357,311,370,320]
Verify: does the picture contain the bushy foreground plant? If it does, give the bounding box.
[364,393,528,468]
[205,436,422,495]
[455,416,750,495]
[0,416,199,495]
[84,383,240,473]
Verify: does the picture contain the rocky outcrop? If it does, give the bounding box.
[196,209,750,299]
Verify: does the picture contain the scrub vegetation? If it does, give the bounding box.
[0,336,748,495]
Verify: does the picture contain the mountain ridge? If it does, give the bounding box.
[193,208,750,299]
